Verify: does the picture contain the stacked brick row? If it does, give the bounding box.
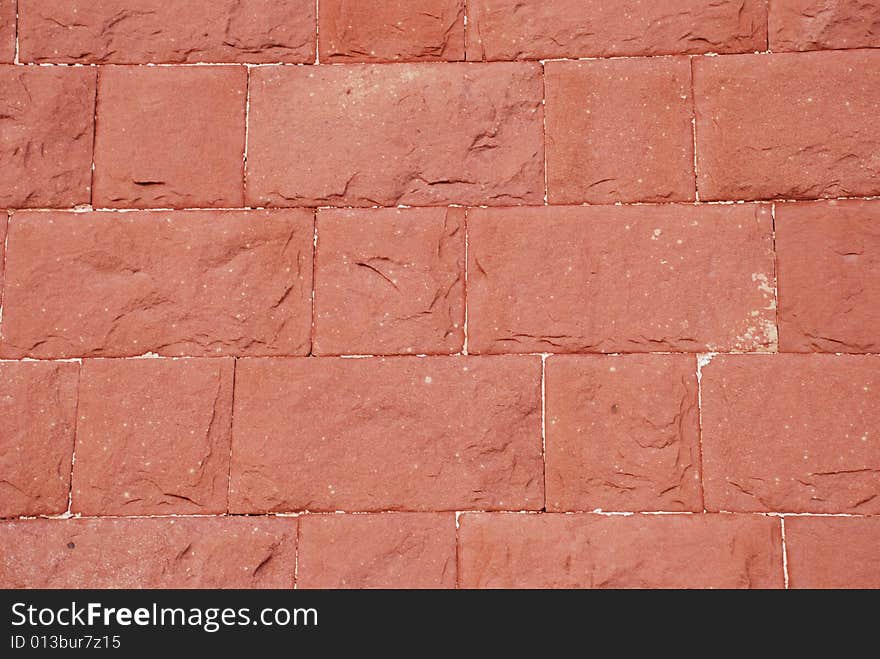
[1,1,878,588]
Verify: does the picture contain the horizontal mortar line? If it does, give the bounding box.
[3,510,875,523]
[2,352,879,364]
[8,45,880,68]
[8,195,880,214]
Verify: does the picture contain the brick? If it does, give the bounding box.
[769,0,880,51]
[545,58,695,204]
[19,0,316,64]
[785,517,880,589]
[319,0,464,63]
[0,211,6,307]
[0,362,79,518]
[0,0,13,62]
[545,355,701,513]
[701,355,880,514]
[0,210,313,358]
[93,66,246,208]
[71,358,233,516]
[298,513,456,588]
[467,204,776,354]
[314,207,464,355]
[0,66,96,208]
[467,0,768,60]
[229,356,543,512]
[458,513,783,588]
[0,517,296,588]
[694,50,880,201]
[777,200,880,353]
[246,63,544,207]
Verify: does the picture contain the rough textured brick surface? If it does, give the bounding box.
[545,58,695,204]
[246,63,544,207]
[314,207,464,355]
[467,204,776,354]
[0,66,96,208]
[694,50,880,201]
[0,362,79,518]
[769,0,880,51]
[785,517,880,589]
[0,0,14,62]
[0,210,313,358]
[93,66,246,208]
[0,211,6,306]
[0,517,297,588]
[777,200,880,353]
[19,0,316,64]
[458,513,783,588]
[701,355,880,514]
[545,355,701,513]
[298,513,456,588]
[229,356,543,512]
[319,0,465,62]
[467,0,768,60]
[71,358,233,516]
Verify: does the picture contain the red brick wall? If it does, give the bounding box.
[1,0,878,589]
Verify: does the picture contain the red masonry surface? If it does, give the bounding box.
[0,362,79,518]
[0,66,96,208]
[0,1,14,62]
[71,358,234,516]
[297,513,457,589]
[18,0,317,64]
[545,57,695,204]
[458,513,783,588]
[229,356,543,513]
[1,209,314,358]
[769,0,880,51]
[701,354,880,514]
[319,0,466,63]
[776,200,880,353]
[1,1,878,590]
[544,354,702,513]
[0,517,297,588]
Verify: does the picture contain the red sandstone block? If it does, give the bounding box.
[93,66,246,208]
[314,207,464,356]
[0,0,13,62]
[0,66,95,208]
[246,63,544,207]
[71,358,233,516]
[0,211,6,307]
[466,0,767,60]
[19,0,316,64]
[458,513,783,588]
[229,356,543,512]
[467,204,776,354]
[0,210,313,358]
[769,0,880,51]
[545,58,695,204]
[545,355,701,513]
[785,517,880,589]
[701,355,880,514]
[0,362,79,518]
[298,513,456,588]
[319,0,464,63]
[777,200,880,353]
[694,50,880,201]
[0,517,296,588]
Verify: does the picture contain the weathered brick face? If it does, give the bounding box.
[319,0,466,63]
[246,63,544,207]
[1,1,877,591]
[19,0,317,64]
[0,66,96,208]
